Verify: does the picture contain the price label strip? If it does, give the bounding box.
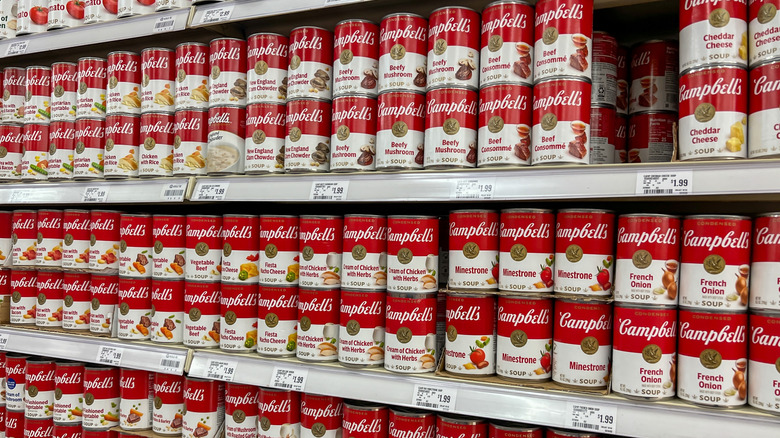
[635,171,692,196]
[0,333,9,350]
[153,15,176,33]
[310,181,349,201]
[453,178,495,200]
[159,353,185,374]
[205,358,237,382]
[193,183,229,201]
[161,182,187,202]
[412,384,457,412]
[198,5,235,24]
[8,189,33,203]
[96,346,124,366]
[5,40,28,56]
[82,186,109,203]
[565,402,617,435]
[269,367,308,391]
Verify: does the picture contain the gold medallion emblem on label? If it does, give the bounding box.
[253,130,266,144]
[109,76,118,89]
[340,49,354,65]
[390,44,406,60]
[301,246,314,261]
[463,242,480,259]
[443,118,460,135]
[694,102,716,123]
[434,39,447,56]
[85,393,94,405]
[397,248,413,264]
[700,348,722,369]
[289,127,302,142]
[446,324,457,342]
[144,137,156,151]
[254,61,269,75]
[510,329,528,348]
[54,85,65,98]
[566,244,583,263]
[260,417,271,431]
[632,249,652,269]
[76,141,86,154]
[189,307,201,321]
[233,409,246,423]
[300,316,311,331]
[488,116,504,134]
[709,8,731,27]
[223,242,232,257]
[119,302,129,315]
[195,242,209,257]
[488,35,503,52]
[264,243,278,259]
[580,336,599,355]
[0,147,7,158]
[119,240,127,253]
[311,423,327,438]
[543,27,558,45]
[759,4,777,24]
[541,113,558,131]
[225,310,237,325]
[91,297,100,311]
[396,327,412,344]
[703,254,725,275]
[351,244,366,261]
[265,313,279,328]
[642,344,662,364]
[177,69,186,82]
[392,121,408,137]
[153,240,163,254]
[154,396,163,409]
[290,55,301,70]
[211,66,221,79]
[37,293,46,306]
[337,125,350,141]
[346,319,360,336]
[510,244,527,262]
[11,291,20,303]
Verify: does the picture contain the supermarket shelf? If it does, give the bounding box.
[0,177,192,204]
[0,326,190,375]
[188,160,780,203]
[188,350,780,438]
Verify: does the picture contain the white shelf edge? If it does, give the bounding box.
[189,0,370,28]
[0,177,191,204]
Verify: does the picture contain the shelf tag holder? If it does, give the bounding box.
[412,384,457,411]
[565,402,617,434]
[635,171,692,196]
[205,358,237,382]
[269,367,308,391]
[96,346,124,366]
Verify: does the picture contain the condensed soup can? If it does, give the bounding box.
[256,285,298,356]
[257,388,300,438]
[103,114,140,178]
[209,38,248,107]
[478,83,533,167]
[751,213,780,309]
[338,290,386,366]
[384,292,438,373]
[386,215,439,293]
[76,57,107,119]
[330,95,378,172]
[748,310,780,413]
[378,13,428,93]
[341,215,387,291]
[220,214,260,284]
[284,98,332,172]
[375,91,425,170]
[679,0,748,73]
[258,215,300,286]
[531,78,591,165]
[152,373,184,435]
[629,40,678,113]
[749,0,780,67]
[36,271,63,327]
[533,0,594,82]
[219,283,259,352]
[298,215,343,290]
[424,87,478,168]
[296,288,340,362]
[552,298,612,388]
[150,279,184,344]
[627,112,676,163]
[333,20,379,98]
[300,394,341,438]
[47,121,75,179]
[444,293,497,376]
[173,110,208,175]
[183,281,221,348]
[448,210,500,290]
[140,48,175,113]
[554,209,615,296]
[426,7,480,90]
[245,103,286,174]
[480,1,535,87]
[106,51,141,116]
[175,42,210,111]
[206,105,246,174]
[287,27,333,101]
[748,60,780,158]
[139,112,175,176]
[247,33,288,104]
[496,295,553,381]
[498,209,555,293]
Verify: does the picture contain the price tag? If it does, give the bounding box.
[159,353,185,374]
[205,358,237,382]
[82,186,109,203]
[412,384,457,411]
[96,346,124,366]
[161,182,187,202]
[269,367,308,391]
[198,5,235,24]
[8,189,33,203]
[310,181,349,201]
[0,333,9,350]
[635,171,692,196]
[153,15,176,33]
[192,183,229,201]
[453,178,495,200]
[565,402,617,435]
[5,40,29,56]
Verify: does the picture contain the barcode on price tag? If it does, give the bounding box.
[159,353,184,374]
[161,182,187,201]
[565,402,617,434]
[269,367,308,391]
[193,183,229,201]
[5,40,28,56]
[198,5,235,24]
[412,384,457,411]
[83,186,109,202]
[453,179,495,200]
[635,171,692,195]
[205,358,237,381]
[0,333,9,350]
[310,181,349,201]
[153,15,176,33]
[96,346,124,366]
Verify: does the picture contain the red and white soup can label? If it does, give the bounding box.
[330,95,378,172]
[117,277,152,340]
[287,27,333,101]
[424,87,478,168]
[47,0,85,30]
[449,210,500,290]
[61,272,91,330]
[53,423,83,438]
[300,394,342,438]
[498,209,555,292]
[182,378,225,438]
[258,389,300,438]
[748,60,780,158]
[611,305,677,399]
[221,215,260,284]
[677,309,748,407]
[175,42,210,111]
[386,216,439,293]
[342,404,388,438]
[341,215,387,291]
[89,274,119,334]
[488,423,542,438]
[615,114,627,163]
[614,214,681,305]
[749,0,780,67]
[73,118,104,179]
[24,359,55,418]
[82,367,120,429]
[153,373,184,435]
[445,293,497,375]
[21,124,49,181]
[496,295,553,380]
[629,40,679,113]
[388,409,436,438]
[22,417,54,438]
[298,215,343,289]
[679,215,752,310]
[3,67,25,123]
[436,416,486,438]
[185,215,223,282]
[531,78,591,165]
[0,124,23,181]
[679,0,748,73]
[36,209,64,268]
[36,271,64,327]
[220,283,259,352]
[616,45,629,113]
[333,20,379,97]
[84,0,117,25]
[245,103,286,174]
[209,38,248,107]
[296,288,340,362]
[10,269,37,324]
[141,48,175,113]
[173,110,208,175]
[16,0,47,36]
[6,355,28,409]
[751,214,780,309]
[153,214,186,279]
[247,33,288,105]
[591,31,617,108]
[478,84,533,167]
[426,7,480,90]
[24,66,51,125]
[257,285,298,356]
[0,211,9,266]
[284,98,332,172]
[183,281,221,348]
[627,112,675,163]
[140,112,175,176]
[588,105,615,165]
[224,384,258,438]
[259,215,300,286]
[552,299,613,388]
[12,210,37,267]
[119,213,152,278]
[384,292,438,373]
[51,62,78,122]
[554,209,615,295]
[533,0,594,81]
[53,362,84,424]
[104,114,140,178]
[76,57,107,119]
[106,51,141,116]
[89,210,120,272]
[150,279,184,344]
[748,311,780,413]
[119,369,153,430]
[6,409,23,438]
[375,91,425,170]
[338,290,386,366]
[378,13,428,93]
[480,1,535,87]
[48,121,75,179]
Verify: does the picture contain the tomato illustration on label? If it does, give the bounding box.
[102,0,117,14]
[66,0,85,19]
[469,346,485,364]
[29,6,48,25]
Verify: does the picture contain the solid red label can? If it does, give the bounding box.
[437,416,486,438]
[478,83,532,166]
[6,408,23,438]
[449,210,499,290]
[480,1,534,87]
[284,98,332,172]
[444,293,496,375]
[496,295,553,381]
[375,91,426,170]
[341,215,387,291]
[386,216,439,293]
[531,78,591,165]
[627,112,675,163]
[106,51,141,116]
[488,423,542,438]
[298,216,343,289]
[287,27,334,101]
[499,209,555,293]
[426,7,480,90]
[533,0,594,81]
[258,215,299,286]
[245,103,286,174]
[297,288,340,362]
[330,95,378,172]
[377,13,428,93]
[184,281,221,348]
[53,422,81,438]
[388,409,435,438]
[629,40,678,113]
[209,38,247,107]
[424,87,478,168]
[554,209,615,295]
[333,20,379,97]
[552,298,612,388]
[247,33,288,105]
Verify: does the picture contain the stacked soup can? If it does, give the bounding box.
[588,31,618,164]
[747,0,780,159]
[183,214,222,348]
[18,65,52,182]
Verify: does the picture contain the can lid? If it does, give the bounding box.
[291,25,332,33]
[377,89,426,97]
[683,214,751,220]
[51,62,77,66]
[450,209,498,214]
[300,215,341,219]
[381,12,425,20]
[210,37,246,43]
[64,209,91,213]
[343,400,386,410]
[247,32,287,39]
[142,47,175,53]
[437,413,485,424]
[176,41,209,48]
[26,66,51,70]
[430,5,478,14]
[534,76,593,86]
[489,421,542,433]
[619,213,679,219]
[107,51,140,57]
[500,208,553,214]
[38,209,64,213]
[333,93,378,100]
[680,63,747,77]
[223,214,259,218]
[387,215,438,220]
[757,212,780,218]
[4,66,25,71]
[427,84,479,93]
[77,57,107,62]
[558,208,615,215]
[286,97,332,104]
[484,0,534,9]
[344,214,385,219]
[336,18,377,26]
[121,213,152,218]
[259,214,298,218]
[389,407,434,417]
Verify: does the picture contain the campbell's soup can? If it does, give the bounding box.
[257,389,300,438]
[751,213,780,309]
[83,0,117,26]
[222,215,260,284]
[24,358,55,418]
[341,215,387,291]
[73,118,104,179]
[76,57,107,119]
[183,280,221,348]
[614,114,627,162]
[384,292,438,373]
[679,215,752,310]
[35,271,64,327]
[245,103,285,174]
[680,0,748,73]
[339,290,386,366]
[53,423,83,438]
[489,423,542,438]
[104,114,140,178]
[207,106,246,174]
[342,403,387,438]
[284,98,332,172]
[0,211,9,267]
[386,216,439,293]
[591,31,617,107]
[224,383,258,438]
[297,288,340,362]
[3,67,25,123]
[748,311,780,413]
[119,369,153,430]
[287,27,333,101]
[220,283,259,352]
[152,214,186,279]
[531,78,591,165]
[0,124,23,180]
[498,209,555,292]
[298,215,343,289]
[89,274,119,334]
[554,209,615,296]
[139,112,175,176]
[426,7,480,90]
[588,105,616,164]
[7,408,23,438]
[333,20,379,97]
[480,1,534,87]
[259,215,299,286]
[24,66,51,124]
[20,123,48,181]
[185,215,222,282]
[378,13,428,93]
[61,272,91,330]
[0,0,15,40]
[614,214,681,305]
[89,210,121,272]
[141,48,175,113]
[82,366,120,428]
[300,395,342,438]
[150,279,184,344]
[388,409,436,438]
[182,378,225,438]
[247,33,288,105]
[496,295,553,381]
[22,417,53,438]
[677,309,748,407]
[629,40,679,113]
[533,0,594,81]
[375,91,425,170]
[173,110,208,175]
[478,84,533,166]
[6,354,28,410]
[47,121,75,179]
[330,95,378,172]
[749,0,780,66]
[117,277,152,340]
[153,373,184,435]
[611,304,677,400]
[257,285,298,357]
[16,0,47,35]
[437,416,486,438]
[616,45,629,113]
[12,210,38,267]
[627,111,675,163]
[749,60,780,158]
[444,293,496,375]
[10,269,37,324]
[53,361,84,424]
[47,0,85,29]
[35,209,63,269]
[448,210,499,290]
[175,42,210,111]
[106,51,142,116]
[424,87,478,168]
[209,38,247,107]
[553,298,612,388]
